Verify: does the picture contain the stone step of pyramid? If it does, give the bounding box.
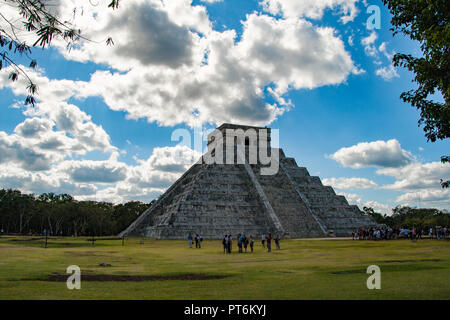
[279,157,378,236]
[250,163,326,238]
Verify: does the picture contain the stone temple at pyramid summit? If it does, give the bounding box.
[120,124,377,239]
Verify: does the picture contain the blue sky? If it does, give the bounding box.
[0,0,448,213]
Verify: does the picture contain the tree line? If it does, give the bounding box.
[0,189,152,236]
[1,187,448,237]
[363,206,450,229]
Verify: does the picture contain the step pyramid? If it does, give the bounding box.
[120,124,377,239]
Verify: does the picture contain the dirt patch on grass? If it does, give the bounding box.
[380,259,441,263]
[331,259,442,275]
[9,237,45,242]
[24,273,230,282]
[64,251,104,257]
[330,270,365,275]
[0,245,25,249]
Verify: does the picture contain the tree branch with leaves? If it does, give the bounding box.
[0,0,118,106]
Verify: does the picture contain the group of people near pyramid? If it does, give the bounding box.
[187,232,281,253]
[221,233,281,253]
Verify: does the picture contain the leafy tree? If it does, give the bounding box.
[382,0,449,142]
[362,206,386,224]
[1,0,119,105]
[365,205,449,228]
[441,155,449,188]
[0,188,150,236]
[382,0,449,188]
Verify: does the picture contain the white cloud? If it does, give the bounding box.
[71,12,357,127]
[0,142,201,203]
[54,0,210,70]
[396,189,450,205]
[323,177,378,189]
[61,160,128,184]
[363,200,391,215]
[361,31,378,57]
[330,139,413,168]
[0,164,98,196]
[376,64,399,81]
[260,0,359,23]
[0,132,50,171]
[378,161,450,191]
[1,0,361,129]
[360,35,399,81]
[337,192,391,215]
[378,42,394,60]
[348,35,354,46]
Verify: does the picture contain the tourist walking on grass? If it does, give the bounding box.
[250,235,254,253]
[266,233,272,253]
[243,234,248,253]
[429,227,433,239]
[275,235,280,250]
[227,234,232,253]
[238,233,243,253]
[198,234,202,248]
[222,235,227,253]
[188,233,193,248]
[261,233,266,248]
[195,234,199,248]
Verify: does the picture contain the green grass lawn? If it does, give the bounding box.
[0,236,449,300]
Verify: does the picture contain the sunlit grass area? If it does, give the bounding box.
[0,236,449,300]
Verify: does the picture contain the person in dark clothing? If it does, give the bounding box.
[238,233,243,253]
[227,234,232,253]
[195,234,199,248]
[222,235,227,253]
[275,235,280,250]
[243,234,248,253]
[250,235,254,253]
[188,233,193,248]
[266,233,272,253]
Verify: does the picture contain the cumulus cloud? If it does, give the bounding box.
[337,192,391,215]
[376,64,399,80]
[62,161,128,183]
[360,33,399,81]
[0,132,50,171]
[1,0,361,129]
[330,139,413,168]
[72,12,357,127]
[145,145,201,172]
[323,177,378,189]
[0,164,98,196]
[395,189,450,205]
[14,118,54,138]
[361,31,378,57]
[378,161,450,191]
[0,143,200,203]
[260,0,359,23]
[55,0,210,70]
